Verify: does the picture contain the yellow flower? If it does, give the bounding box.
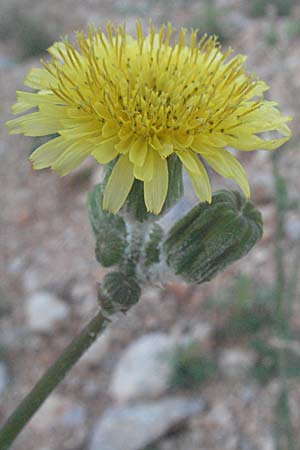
[7,22,291,214]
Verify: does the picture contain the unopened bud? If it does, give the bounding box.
[163,190,263,284]
[95,226,127,267]
[98,271,141,314]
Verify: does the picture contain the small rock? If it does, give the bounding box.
[7,256,25,274]
[0,362,9,395]
[62,403,87,427]
[206,402,238,450]
[25,291,70,333]
[218,348,256,378]
[173,319,213,347]
[89,397,206,450]
[188,321,213,345]
[31,394,86,431]
[110,333,179,402]
[23,269,41,292]
[208,403,234,428]
[240,384,259,406]
[285,215,300,241]
[257,433,275,450]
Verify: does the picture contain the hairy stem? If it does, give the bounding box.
[0,310,110,450]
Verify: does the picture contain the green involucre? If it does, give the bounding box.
[163,190,263,284]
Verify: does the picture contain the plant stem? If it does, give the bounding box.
[272,149,295,450]
[0,309,110,450]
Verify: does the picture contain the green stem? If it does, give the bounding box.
[272,150,295,450]
[0,310,110,450]
[272,151,286,316]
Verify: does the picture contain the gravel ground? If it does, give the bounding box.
[1,1,300,449]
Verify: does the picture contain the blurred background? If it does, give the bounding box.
[1,0,300,449]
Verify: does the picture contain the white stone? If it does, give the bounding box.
[25,291,69,333]
[257,432,275,450]
[110,333,179,402]
[218,347,256,377]
[31,394,86,431]
[190,321,213,344]
[285,216,300,241]
[23,268,41,292]
[89,397,206,450]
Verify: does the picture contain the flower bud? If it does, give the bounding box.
[163,190,263,284]
[95,227,127,267]
[98,271,141,314]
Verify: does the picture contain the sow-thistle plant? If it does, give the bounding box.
[0,21,291,450]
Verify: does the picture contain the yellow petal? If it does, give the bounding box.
[150,135,162,150]
[160,142,174,157]
[202,148,250,197]
[225,133,290,151]
[24,68,55,90]
[129,136,148,166]
[176,149,200,173]
[133,149,154,181]
[115,135,135,154]
[144,152,168,214]
[94,102,111,120]
[6,113,60,136]
[92,137,118,163]
[12,91,57,114]
[173,132,194,149]
[102,120,118,138]
[51,140,92,175]
[192,133,227,149]
[103,154,134,214]
[185,157,212,203]
[29,137,70,169]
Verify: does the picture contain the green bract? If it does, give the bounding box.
[88,183,126,237]
[88,183,128,267]
[144,224,164,266]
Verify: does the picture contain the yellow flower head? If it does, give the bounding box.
[7,22,291,214]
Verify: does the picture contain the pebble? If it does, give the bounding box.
[31,394,86,431]
[23,268,42,292]
[285,215,300,241]
[89,396,206,450]
[218,348,256,378]
[25,291,70,333]
[110,333,179,402]
[172,319,213,347]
